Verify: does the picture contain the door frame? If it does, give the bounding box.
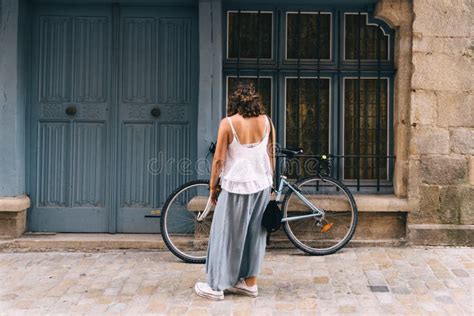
[26,3,199,233]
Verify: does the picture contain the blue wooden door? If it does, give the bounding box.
[28,5,198,233]
[28,5,113,232]
[116,7,198,233]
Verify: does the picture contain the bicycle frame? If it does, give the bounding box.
[274,175,325,222]
[197,176,327,223]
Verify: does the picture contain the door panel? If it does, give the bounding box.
[37,122,69,207]
[117,7,198,233]
[120,123,156,209]
[72,122,107,207]
[29,6,112,232]
[28,5,198,233]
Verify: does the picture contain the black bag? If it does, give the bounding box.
[262,200,282,245]
[261,115,280,245]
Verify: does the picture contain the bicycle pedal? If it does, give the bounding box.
[320,222,333,233]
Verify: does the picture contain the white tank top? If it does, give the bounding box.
[220,116,273,194]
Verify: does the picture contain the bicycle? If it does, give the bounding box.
[160,147,358,263]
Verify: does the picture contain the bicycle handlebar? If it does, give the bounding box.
[278,148,304,158]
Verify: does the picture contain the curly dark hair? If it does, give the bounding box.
[227,82,266,118]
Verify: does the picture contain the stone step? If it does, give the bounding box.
[0,232,406,253]
[187,194,414,213]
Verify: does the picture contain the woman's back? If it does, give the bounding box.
[220,113,273,194]
[227,114,268,145]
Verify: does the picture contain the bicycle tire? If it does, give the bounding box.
[282,175,358,256]
[160,179,210,264]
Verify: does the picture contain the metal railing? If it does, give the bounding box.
[225,8,395,193]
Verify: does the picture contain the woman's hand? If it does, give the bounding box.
[210,187,220,205]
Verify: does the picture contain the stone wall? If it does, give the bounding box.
[376,0,473,245]
[0,0,30,238]
[407,0,473,244]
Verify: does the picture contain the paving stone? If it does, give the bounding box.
[435,295,455,304]
[369,285,390,293]
[391,286,411,294]
[451,269,470,277]
[0,248,472,314]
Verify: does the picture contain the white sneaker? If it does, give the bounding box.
[227,278,258,297]
[194,282,224,301]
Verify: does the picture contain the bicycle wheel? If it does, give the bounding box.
[282,175,358,255]
[160,180,213,263]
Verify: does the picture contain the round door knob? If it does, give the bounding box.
[151,108,161,118]
[65,106,77,116]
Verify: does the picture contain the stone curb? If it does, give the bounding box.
[0,233,407,253]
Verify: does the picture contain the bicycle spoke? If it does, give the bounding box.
[161,181,212,263]
[283,176,358,255]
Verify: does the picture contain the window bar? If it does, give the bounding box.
[296,10,304,175]
[297,10,301,169]
[336,11,341,182]
[364,13,368,59]
[237,10,241,81]
[275,10,282,183]
[363,16,369,179]
[376,26,381,191]
[356,11,361,191]
[316,11,321,191]
[256,10,261,94]
[316,11,321,156]
[363,79,369,178]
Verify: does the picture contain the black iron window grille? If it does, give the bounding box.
[224,8,395,192]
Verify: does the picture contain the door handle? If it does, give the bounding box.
[65,105,77,116]
[151,108,161,118]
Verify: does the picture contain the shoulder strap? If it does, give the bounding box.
[265,115,272,139]
[226,117,240,143]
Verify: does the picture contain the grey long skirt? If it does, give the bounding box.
[205,187,271,291]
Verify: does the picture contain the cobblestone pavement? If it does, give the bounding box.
[0,247,472,315]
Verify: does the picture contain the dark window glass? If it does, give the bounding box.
[228,12,272,59]
[227,77,272,116]
[345,14,388,60]
[286,78,330,178]
[344,78,388,180]
[287,13,331,60]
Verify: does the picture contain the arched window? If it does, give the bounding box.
[224,8,395,192]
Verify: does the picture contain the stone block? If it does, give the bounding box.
[437,92,473,127]
[411,53,472,92]
[375,0,412,28]
[412,185,465,225]
[0,195,29,239]
[459,186,474,224]
[407,159,421,200]
[412,0,471,37]
[450,128,474,154]
[410,90,437,125]
[438,186,462,224]
[408,224,474,246]
[393,159,408,197]
[410,126,449,155]
[0,210,26,239]
[470,156,474,185]
[413,36,471,56]
[410,185,436,224]
[420,156,468,185]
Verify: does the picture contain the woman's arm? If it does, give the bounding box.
[209,119,230,204]
[267,117,276,176]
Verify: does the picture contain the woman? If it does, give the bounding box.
[194,82,276,301]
